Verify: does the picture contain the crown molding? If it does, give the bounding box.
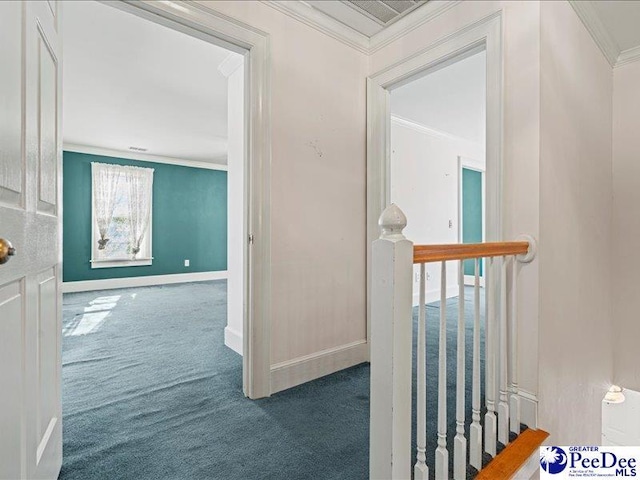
[391,114,482,147]
[368,1,461,53]
[569,0,640,68]
[569,0,619,67]
[63,143,228,171]
[261,0,458,55]
[265,0,640,67]
[616,45,640,68]
[261,1,370,54]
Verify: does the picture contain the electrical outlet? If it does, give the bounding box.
[184,259,190,267]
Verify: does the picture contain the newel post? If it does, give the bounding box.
[370,204,413,480]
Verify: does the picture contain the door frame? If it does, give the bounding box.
[102,0,272,399]
[366,12,503,345]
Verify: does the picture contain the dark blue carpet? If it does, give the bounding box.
[60,281,485,480]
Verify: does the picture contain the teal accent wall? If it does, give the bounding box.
[462,168,483,276]
[63,151,227,282]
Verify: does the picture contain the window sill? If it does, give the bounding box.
[90,258,153,269]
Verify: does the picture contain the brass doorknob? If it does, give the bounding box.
[0,238,16,265]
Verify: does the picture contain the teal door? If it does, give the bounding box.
[462,168,483,276]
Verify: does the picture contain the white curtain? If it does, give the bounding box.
[92,162,122,250]
[124,166,154,259]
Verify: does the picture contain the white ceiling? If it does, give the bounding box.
[391,50,486,145]
[307,0,427,36]
[62,1,241,164]
[592,1,640,52]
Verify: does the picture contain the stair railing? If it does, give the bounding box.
[369,204,536,480]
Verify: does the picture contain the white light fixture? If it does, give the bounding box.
[604,385,625,404]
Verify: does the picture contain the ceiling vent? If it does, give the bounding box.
[129,146,148,152]
[344,0,426,26]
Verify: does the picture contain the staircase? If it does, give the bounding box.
[369,204,545,479]
[476,429,549,480]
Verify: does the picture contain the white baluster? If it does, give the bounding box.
[469,258,483,470]
[509,258,521,435]
[435,261,449,480]
[370,204,413,480]
[454,261,467,480]
[498,257,510,445]
[414,263,428,480]
[484,257,497,457]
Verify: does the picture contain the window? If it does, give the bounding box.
[91,162,154,268]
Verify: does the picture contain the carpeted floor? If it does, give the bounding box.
[60,281,485,480]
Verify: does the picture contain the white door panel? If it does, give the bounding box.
[36,25,59,216]
[0,1,62,479]
[0,281,25,480]
[0,1,23,207]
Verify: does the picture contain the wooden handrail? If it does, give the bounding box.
[413,241,529,264]
[476,429,549,480]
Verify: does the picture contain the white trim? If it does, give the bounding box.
[568,0,619,67]
[224,325,243,355]
[270,340,368,394]
[61,270,228,293]
[390,114,481,147]
[519,389,539,429]
[218,52,244,78]
[617,45,640,68]
[64,143,228,171]
[464,274,485,287]
[412,285,458,307]
[106,0,272,399]
[90,258,153,268]
[569,1,640,68]
[367,11,503,347]
[261,1,370,54]
[368,1,461,53]
[260,0,458,56]
[460,155,486,174]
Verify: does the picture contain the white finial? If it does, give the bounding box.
[378,204,407,239]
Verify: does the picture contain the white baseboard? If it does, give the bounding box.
[62,271,228,293]
[463,275,485,287]
[270,340,368,394]
[224,325,243,356]
[412,285,459,306]
[519,389,539,429]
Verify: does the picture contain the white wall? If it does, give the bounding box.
[539,0,614,444]
[612,61,640,392]
[371,0,542,425]
[197,1,369,388]
[224,58,245,356]
[391,50,487,145]
[390,118,484,304]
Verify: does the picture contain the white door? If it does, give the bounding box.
[0,1,63,479]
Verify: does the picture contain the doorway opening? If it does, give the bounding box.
[366,15,502,475]
[59,1,251,476]
[389,49,487,303]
